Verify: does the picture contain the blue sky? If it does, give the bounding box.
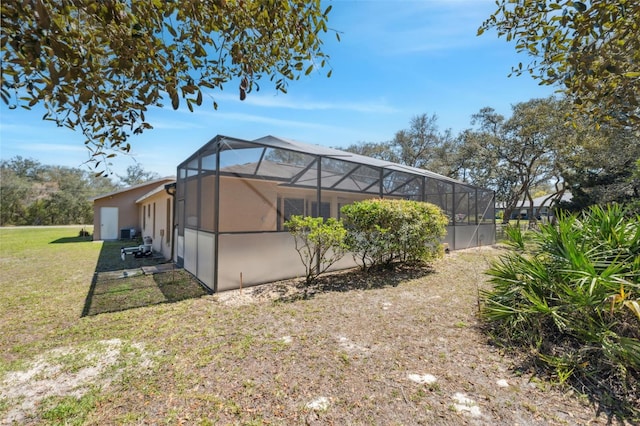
[0,0,556,179]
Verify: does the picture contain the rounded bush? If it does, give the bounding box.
[340,199,448,271]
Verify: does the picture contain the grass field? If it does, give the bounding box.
[0,227,618,425]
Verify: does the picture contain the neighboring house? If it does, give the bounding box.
[174,135,496,293]
[530,192,573,219]
[496,192,573,220]
[91,178,176,258]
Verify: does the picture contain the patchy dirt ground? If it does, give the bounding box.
[0,339,155,424]
[1,246,634,425]
[204,246,620,425]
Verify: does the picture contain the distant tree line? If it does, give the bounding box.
[345,97,640,222]
[3,98,637,227]
[0,158,159,226]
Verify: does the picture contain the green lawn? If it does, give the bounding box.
[0,227,612,425]
[0,227,209,424]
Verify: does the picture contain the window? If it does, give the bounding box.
[153,202,156,239]
[278,198,304,230]
[166,198,171,245]
[143,205,146,229]
[311,201,331,220]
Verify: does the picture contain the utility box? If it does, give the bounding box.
[120,228,137,240]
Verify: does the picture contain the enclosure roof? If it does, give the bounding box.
[180,135,481,189]
[253,135,465,184]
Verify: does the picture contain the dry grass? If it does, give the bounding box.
[0,227,619,425]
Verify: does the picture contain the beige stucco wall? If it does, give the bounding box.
[182,176,381,291]
[216,177,375,232]
[138,190,173,260]
[218,178,278,232]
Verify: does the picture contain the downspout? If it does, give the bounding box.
[164,182,177,262]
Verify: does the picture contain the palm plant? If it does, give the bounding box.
[481,204,640,419]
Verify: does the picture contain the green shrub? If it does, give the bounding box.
[481,204,640,419]
[285,215,348,285]
[340,199,448,271]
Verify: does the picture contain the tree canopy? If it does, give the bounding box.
[560,123,640,212]
[117,163,160,187]
[459,97,572,224]
[1,0,334,172]
[344,113,457,177]
[0,157,118,225]
[479,1,640,129]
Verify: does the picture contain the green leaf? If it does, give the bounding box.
[572,1,587,12]
[170,90,179,110]
[623,72,640,78]
[1,0,332,171]
[165,23,177,38]
[305,64,314,75]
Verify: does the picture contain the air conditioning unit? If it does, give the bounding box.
[120,228,137,240]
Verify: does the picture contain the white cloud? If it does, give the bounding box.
[148,118,206,130]
[22,143,87,153]
[192,109,337,131]
[209,91,397,114]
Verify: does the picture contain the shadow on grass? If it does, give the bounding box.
[50,235,94,244]
[268,262,436,303]
[81,240,209,317]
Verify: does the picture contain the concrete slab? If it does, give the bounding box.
[97,269,144,280]
[141,263,178,275]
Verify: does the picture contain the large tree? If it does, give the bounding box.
[459,98,572,224]
[118,163,160,187]
[344,113,458,178]
[0,157,118,225]
[0,167,32,225]
[391,113,458,176]
[479,1,640,129]
[343,141,396,163]
[560,123,640,211]
[1,1,334,172]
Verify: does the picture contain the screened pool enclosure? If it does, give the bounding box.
[175,135,495,292]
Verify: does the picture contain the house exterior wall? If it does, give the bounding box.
[92,179,174,241]
[219,178,278,232]
[179,174,377,236]
[93,193,140,241]
[217,177,375,232]
[138,190,173,260]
